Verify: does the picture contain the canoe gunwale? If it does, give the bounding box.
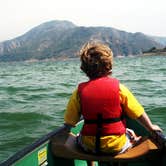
[0,119,166,166]
[0,125,67,166]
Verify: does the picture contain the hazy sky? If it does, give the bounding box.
[0,0,166,41]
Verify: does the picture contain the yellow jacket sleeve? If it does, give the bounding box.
[64,89,81,126]
[119,84,144,119]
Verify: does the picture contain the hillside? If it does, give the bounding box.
[0,20,163,61]
[150,36,166,46]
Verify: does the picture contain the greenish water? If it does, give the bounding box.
[0,56,166,161]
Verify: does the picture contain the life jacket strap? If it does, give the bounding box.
[85,114,124,154]
[95,113,102,154]
[84,117,122,124]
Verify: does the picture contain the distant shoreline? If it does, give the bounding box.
[143,47,166,56]
[143,52,166,56]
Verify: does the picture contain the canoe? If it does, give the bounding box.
[0,117,166,166]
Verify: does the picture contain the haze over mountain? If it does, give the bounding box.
[150,36,166,46]
[0,20,164,62]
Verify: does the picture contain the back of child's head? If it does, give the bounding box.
[79,41,113,79]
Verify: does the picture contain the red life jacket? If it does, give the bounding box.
[78,76,126,136]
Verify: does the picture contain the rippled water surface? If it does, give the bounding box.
[0,56,165,161]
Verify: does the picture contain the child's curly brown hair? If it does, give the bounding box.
[79,42,113,79]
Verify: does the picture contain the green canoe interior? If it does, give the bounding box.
[1,117,166,166]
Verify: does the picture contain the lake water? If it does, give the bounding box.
[0,56,165,161]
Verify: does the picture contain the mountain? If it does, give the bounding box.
[150,36,166,46]
[0,20,163,62]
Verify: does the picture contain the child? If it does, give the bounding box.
[64,42,161,155]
